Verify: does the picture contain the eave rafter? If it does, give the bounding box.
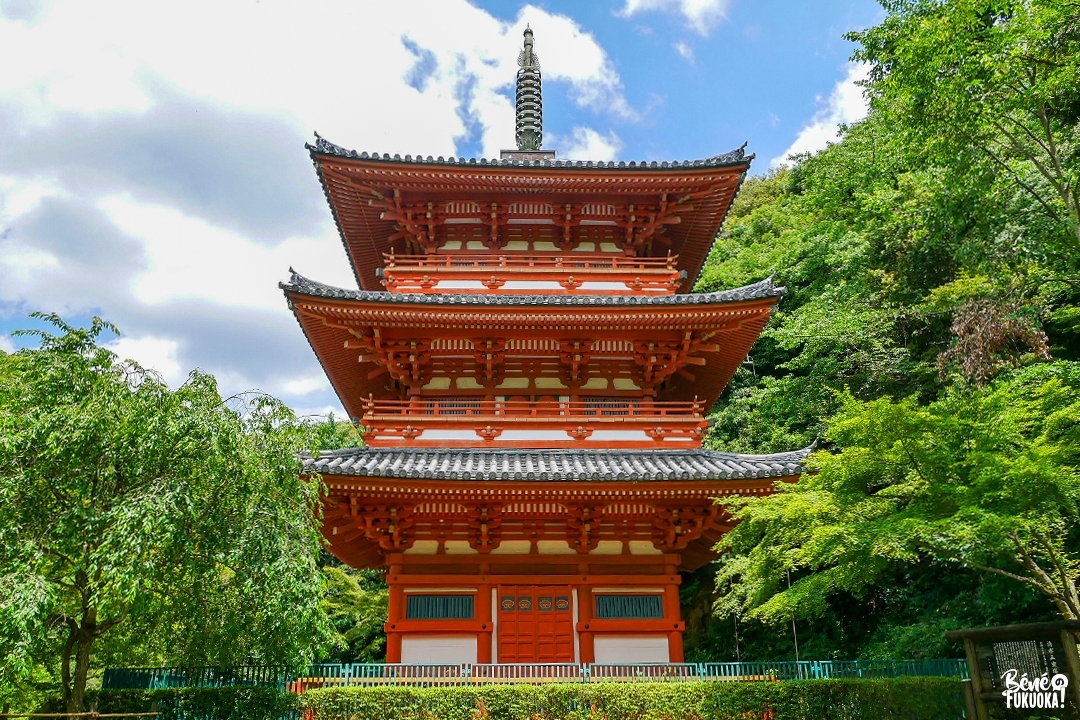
[295,300,763,396]
[319,475,771,564]
[324,165,703,255]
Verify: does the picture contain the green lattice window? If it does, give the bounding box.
[595,594,663,619]
[406,594,474,619]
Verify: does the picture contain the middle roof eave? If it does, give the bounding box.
[280,271,785,307]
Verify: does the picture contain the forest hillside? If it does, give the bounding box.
[684,0,1080,661]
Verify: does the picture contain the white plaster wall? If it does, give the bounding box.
[400,635,477,664]
[593,636,670,664]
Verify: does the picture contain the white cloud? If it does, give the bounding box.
[106,335,183,385]
[771,63,869,167]
[558,127,624,161]
[618,0,733,36]
[292,404,352,422]
[0,2,635,156]
[282,376,330,397]
[0,335,15,354]
[673,41,695,62]
[0,1,636,415]
[95,194,354,311]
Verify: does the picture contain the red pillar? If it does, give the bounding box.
[386,570,404,663]
[578,585,594,663]
[477,585,492,663]
[664,583,684,662]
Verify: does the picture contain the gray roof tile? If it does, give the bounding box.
[308,134,754,170]
[303,447,812,482]
[281,270,785,306]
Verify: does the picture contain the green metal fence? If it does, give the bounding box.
[103,659,968,690]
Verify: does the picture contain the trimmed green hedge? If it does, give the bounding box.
[60,678,965,720]
[301,678,964,720]
[43,687,299,720]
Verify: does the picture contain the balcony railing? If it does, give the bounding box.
[378,253,685,294]
[103,660,970,690]
[359,397,708,448]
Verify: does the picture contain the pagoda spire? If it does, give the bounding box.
[515,26,543,151]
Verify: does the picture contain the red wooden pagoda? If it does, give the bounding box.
[284,29,808,665]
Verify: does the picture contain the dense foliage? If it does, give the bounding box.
[0,315,335,711]
[319,562,389,664]
[300,679,964,720]
[696,0,1080,661]
[40,687,299,720]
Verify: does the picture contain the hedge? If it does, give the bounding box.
[65,677,966,720]
[40,687,299,720]
[301,679,965,720]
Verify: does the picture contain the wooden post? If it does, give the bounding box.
[477,585,493,663]
[664,584,684,662]
[961,680,979,720]
[668,630,685,663]
[578,585,594,663]
[962,638,989,720]
[386,577,404,663]
[1060,628,1080,710]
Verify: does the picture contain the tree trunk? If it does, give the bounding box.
[62,609,98,714]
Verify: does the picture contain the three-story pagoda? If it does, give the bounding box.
[284,28,809,665]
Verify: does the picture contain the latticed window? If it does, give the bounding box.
[583,397,634,416]
[595,594,664,619]
[424,399,481,416]
[406,594,475,619]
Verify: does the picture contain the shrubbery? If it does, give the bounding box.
[68,678,965,720]
[40,687,299,720]
[302,679,965,720]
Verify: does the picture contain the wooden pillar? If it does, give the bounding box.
[578,585,595,663]
[1060,629,1080,710]
[668,631,685,663]
[477,585,493,663]
[386,569,404,663]
[664,583,684,662]
[962,638,989,720]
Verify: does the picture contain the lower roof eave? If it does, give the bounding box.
[302,445,814,483]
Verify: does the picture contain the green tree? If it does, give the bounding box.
[0,314,334,712]
[321,566,388,663]
[852,0,1080,267]
[715,362,1080,626]
[688,0,1080,661]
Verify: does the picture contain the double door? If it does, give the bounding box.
[497,586,574,662]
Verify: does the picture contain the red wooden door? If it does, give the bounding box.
[497,586,574,662]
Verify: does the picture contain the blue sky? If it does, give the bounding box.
[0,0,881,416]
[463,0,881,165]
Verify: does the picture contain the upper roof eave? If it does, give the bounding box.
[280,270,785,307]
[307,133,755,173]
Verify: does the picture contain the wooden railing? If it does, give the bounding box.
[383,253,680,270]
[379,253,685,294]
[358,397,708,448]
[101,660,970,690]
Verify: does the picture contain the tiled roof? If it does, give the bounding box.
[281,270,785,306]
[303,447,812,482]
[308,134,754,170]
